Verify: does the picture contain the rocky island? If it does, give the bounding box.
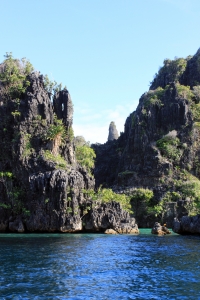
[0,54,138,233]
[1,48,200,235]
[93,48,200,233]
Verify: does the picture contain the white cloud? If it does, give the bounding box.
[73,102,136,144]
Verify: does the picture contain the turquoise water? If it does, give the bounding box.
[0,229,200,299]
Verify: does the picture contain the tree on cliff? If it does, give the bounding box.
[0,52,33,102]
[75,136,96,174]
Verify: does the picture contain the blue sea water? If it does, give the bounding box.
[0,229,200,299]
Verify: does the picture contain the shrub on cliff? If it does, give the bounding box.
[150,57,188,89]
[83,187,132,213]
[156,133,182,163]
[0,52,33,102]
[130,188,154,219]
[75,144,96,174]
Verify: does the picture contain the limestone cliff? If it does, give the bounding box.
[93,48,200,227]
[0,68,136,233]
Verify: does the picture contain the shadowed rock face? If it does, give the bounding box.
[53,89,73,128]
[93,48,200,228]
[0,72,137,233]
[108,121,119,141]
[84,201,139,233]
[173,215,200,234]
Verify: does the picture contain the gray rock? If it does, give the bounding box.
[105,229,118,234]
[172,215,200,234]
[84,201,139,234]
[9,218,25,233]
[152,222,171,235]
[108,121,119,141]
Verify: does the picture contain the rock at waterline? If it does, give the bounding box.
[151,222,171,235]
[105,229,118,234]
[172,215,200,234]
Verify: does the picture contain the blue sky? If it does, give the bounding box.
[0,0,200,143]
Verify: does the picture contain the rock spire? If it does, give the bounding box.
[108,121,119,141]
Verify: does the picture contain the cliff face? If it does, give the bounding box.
[93,48,200,227]
[0,72,95,232]
[0,68,138,233]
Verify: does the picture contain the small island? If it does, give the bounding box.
[1,49,200,234]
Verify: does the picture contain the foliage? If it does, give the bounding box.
[118,170,134,176]
[43,150,67,169]
[144,87,164,108]
[151,191,180,217]
[66,127,74,142]
[0,171,13,179]
[45,115,67,154]
[74,136,90,147]
[75,144,96,173]
[21,133,32,158]
[0,52,33,101]
[130,188,154,219]
[46,116,66,142]
[156,134,182,163]
[190,101,200,124]
[0,202,11,209]
[192,85,200,103]
[43,74,64,98]
[151,57,187,87]
[176,83,194,101]
[83,187,132,213]
[174,172,200,216]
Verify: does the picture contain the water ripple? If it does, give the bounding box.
[0,231,200,299]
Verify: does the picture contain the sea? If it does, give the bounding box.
[0,229,200,299]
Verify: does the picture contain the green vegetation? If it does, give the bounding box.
[43,150,67,169]
[152,57,188,86]
[75,143,96,174]
[130,188,154,219]
[0,202,11,209]
[0,52,33,102]
[144,87,164,108]
[156,133,182,163]
[43,74,65,98]
[66,127,74,142]
[46,116,66,142]
[118,170,135,176]
[45,115,67,155]
[83,187,132,213]
[0,171,13,179]
[149,191,181,222]
[192,85,200,103]
[21,133,32,158]
[176,83,194,101]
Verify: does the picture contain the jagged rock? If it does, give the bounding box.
[53,89,73,128]
[105,229,118,234]
[84,201,139,234]
[9,217,25,233]
[0,221,8,232]
[0,71,95,232]
[93,49,200,228]
[151,222,171,235]
[108,121,119,141]
[172,215,200,234]
[172,218,181,234]
[0,69,138,233]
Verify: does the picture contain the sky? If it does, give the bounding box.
[0,0,200,143]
